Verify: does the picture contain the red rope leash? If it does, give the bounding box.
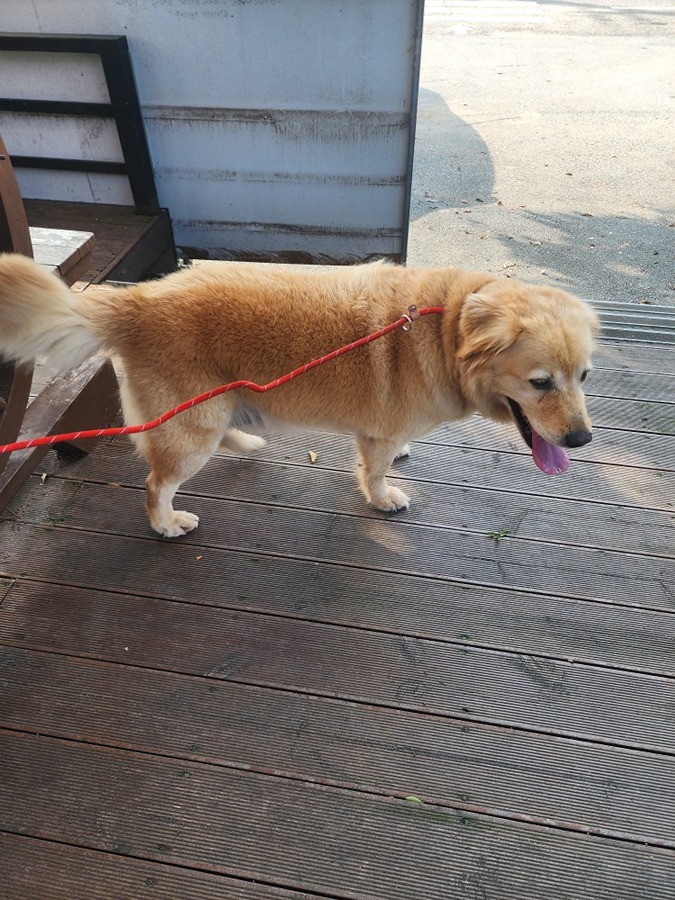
[0,305,444,455]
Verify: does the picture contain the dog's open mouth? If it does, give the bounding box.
[506,398,569,475]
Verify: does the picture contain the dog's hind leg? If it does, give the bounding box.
[356,435,410,513]
[120,381,232,537]
[144,426,222,537]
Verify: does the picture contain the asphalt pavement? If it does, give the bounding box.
[407,0,674,306]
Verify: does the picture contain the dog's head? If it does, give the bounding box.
[456,279,600,474]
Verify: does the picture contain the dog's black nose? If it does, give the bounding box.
[564,429,592,448]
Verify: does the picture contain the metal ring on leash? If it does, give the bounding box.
[401,304,420,331]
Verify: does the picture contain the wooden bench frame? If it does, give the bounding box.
[0,136,119,508]
[0,136,34,471]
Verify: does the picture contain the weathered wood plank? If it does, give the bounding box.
[1,582,673,751]
[2,648,674,847]
[1,516,673,670]
[37,438,675,557]
[594,341,675,376]
[6,478,672,608]
[29,226,95,282]
[2,732,674,899]
[586,367,675,403]
[0,833,332,900]
[584,395,675,435]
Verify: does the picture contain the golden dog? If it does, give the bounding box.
[0,254,599,537]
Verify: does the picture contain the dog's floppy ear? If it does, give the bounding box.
[458,291,523,361]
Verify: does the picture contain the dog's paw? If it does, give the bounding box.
[370,486,410,513]
[155,510,200,538]
[239,433,267,454]
[221,429,267,455]
[394,444,411,462]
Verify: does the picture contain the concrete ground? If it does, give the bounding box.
[407,0,674,306]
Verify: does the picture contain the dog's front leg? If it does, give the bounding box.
[356,435,410,513]
[143,426,223,537]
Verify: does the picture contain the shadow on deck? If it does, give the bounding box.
[0,339,674,898]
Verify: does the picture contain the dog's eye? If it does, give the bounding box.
[529,377,553,391]
[580,370,589,383]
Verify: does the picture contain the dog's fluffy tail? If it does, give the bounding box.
[0,253,106,374]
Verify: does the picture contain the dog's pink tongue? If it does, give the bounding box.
[531,430,569,475]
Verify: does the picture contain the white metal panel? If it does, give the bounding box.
[0,50,108,102]
[12,170,134,206]
[1,0,423,260]
[0,113,124,162]
[0,107,132,204]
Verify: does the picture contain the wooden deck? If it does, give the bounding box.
[0,337,674,899]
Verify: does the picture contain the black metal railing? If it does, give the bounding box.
[0,33,160,215]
